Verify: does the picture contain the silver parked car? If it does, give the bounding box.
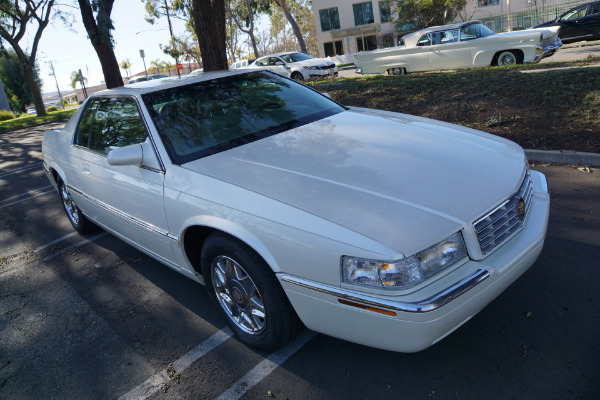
[42,70,549,352]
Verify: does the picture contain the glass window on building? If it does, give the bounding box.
[324,41,344,57]
[319,8,340,31]
[353,2,374,26]
[357,35,377,51]
[477,0,499,6]
[378,1,392,23]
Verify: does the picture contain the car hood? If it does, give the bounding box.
[183,108,525,255]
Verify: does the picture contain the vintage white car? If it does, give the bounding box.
[355,21,562,75]
[42,70,549,352]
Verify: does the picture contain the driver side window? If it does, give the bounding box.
[75,97,147,154]
[563,5,587,20]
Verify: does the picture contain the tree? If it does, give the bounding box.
[269,0,316,54]
[393,0,467,29]
[190,0,228,71]
[77,0,124,88]
[0,50,42,112]
[70,70,87,89]
[119,59,131,77]
[149,59,162,74]
[271,0,306,53]
[0,0,57,117]
[227,0,269,59]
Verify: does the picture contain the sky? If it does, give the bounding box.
[34,1,190,94]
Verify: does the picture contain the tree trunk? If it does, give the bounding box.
[277,0,306,53]
[77,0,124,88]
[23,62,46,116]
[191,0,228,71]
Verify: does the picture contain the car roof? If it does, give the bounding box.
[91,69,253,97]
[402,20,483,46]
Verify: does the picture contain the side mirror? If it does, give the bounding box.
[107,138,161,170]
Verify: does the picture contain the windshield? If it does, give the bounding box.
[280,52,313,63]
[460,23,495,41]
[143,71,344,164]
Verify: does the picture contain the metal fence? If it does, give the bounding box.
[475,0,591,32]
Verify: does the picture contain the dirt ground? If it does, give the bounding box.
[313,57,600,154]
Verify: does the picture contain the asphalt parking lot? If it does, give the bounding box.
[1,122,599,399]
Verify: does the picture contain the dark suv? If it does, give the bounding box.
[533,1,600,43]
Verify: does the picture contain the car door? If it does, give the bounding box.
[428,29,473,69]
[558,4,590,41]
[268,56,291,77]
[66,96,179,266]
[580,2,600,39]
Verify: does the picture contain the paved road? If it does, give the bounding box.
[1,123,599,399]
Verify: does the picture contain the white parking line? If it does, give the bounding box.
[0,163,42,178]
[1,185,53,203]
[0,189,55,208]
[42,232,109,262]
[34,232,80,253]
[118,327,234,400]
[216,330,317,400]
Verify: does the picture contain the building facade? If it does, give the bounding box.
[311,0,582,62]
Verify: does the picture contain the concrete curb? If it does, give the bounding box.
[525,149,600,167]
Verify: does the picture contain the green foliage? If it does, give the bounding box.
[70,70,87,89]
[0,108,78,131]
[0,50,42,112]
[46,105,58,112]
[0,109,15,121]
[393,0,467,29]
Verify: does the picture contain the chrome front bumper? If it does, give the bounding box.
[533,39,563,63]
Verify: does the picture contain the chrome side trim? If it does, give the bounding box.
[67,185,178,242]
[281,269,490,313]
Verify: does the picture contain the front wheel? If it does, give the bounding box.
[201,233,301,351]
[290,72,304,81]
[496,51,518,66]
[58,179,97,233]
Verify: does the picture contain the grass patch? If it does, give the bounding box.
[0,108,78,131]
[310,57,600,153]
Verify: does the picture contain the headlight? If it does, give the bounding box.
[303,66,319,70]
[342,232,467,290]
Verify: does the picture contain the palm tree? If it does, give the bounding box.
[119,59,132,77]
[70,71,87,89]
[161,61,175,76]
[149,59,162,74]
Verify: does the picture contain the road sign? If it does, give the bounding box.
[176,63,183,70]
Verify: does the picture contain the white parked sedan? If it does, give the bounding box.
[246,52,338,81]
[355,20,562,75]
[42,70,549,352]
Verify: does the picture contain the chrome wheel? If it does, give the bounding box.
[60,183,80,226]
[497,51,517,66]
[211,255,266,335]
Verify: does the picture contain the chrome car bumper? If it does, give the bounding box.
[280,170,549,352]
[533,39,563,63]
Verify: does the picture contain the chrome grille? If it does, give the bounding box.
[320,64,336,70]
[474,169,533,255]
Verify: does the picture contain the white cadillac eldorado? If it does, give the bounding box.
[355,20,562,75]
[42,70,549,353]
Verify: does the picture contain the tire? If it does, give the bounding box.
[290,72,304,81]
[388,67,405,76]
[58,179,97,233]
[201,233,301,351]
[496,51,518,66]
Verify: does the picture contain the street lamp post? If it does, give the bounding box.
[48,61,64,107]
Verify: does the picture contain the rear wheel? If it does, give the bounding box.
[496,51,518,66]
[201,233,301,351]
[58,179,97,233]
[388,67,405,76]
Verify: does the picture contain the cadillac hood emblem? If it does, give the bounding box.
[517,198,526,220]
